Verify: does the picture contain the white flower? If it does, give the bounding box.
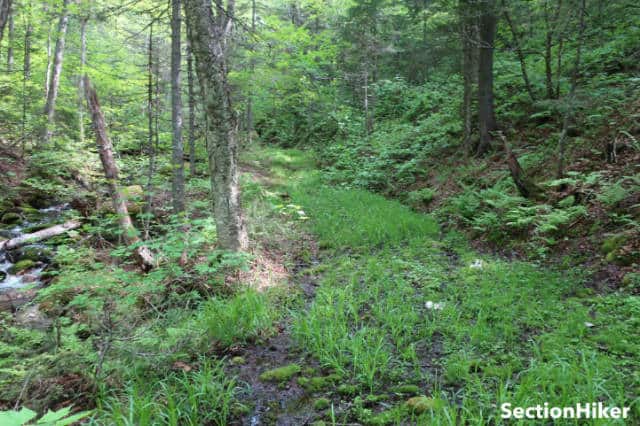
[470,259,484,269]
[425,301,444,310]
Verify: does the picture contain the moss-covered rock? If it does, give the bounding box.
[391,384,420,395]
[259,364,301,382]
[1,212,21,224]
[405,396,444,414]
[230,356,246,366]
[297,374,341,393]
[9,259,36,274]
[8,246,52,263]
[313,397,331,411]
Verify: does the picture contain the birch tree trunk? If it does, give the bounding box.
[42,0,71,144]
[84,76,156,271]
[183,0,248,251]
[171,0,185,214]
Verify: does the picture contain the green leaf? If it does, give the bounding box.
[0,407,38,426]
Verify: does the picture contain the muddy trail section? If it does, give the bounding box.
[229,166,326,425]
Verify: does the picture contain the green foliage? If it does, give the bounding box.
[97,359,235,426]
[0,406,91,426]
[198,290,274,347]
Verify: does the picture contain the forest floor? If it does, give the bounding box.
[225,146,639,425]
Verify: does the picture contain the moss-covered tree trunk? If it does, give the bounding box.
[183,0,248,251]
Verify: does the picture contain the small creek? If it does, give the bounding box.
[0,204,69,294]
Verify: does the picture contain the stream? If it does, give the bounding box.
[0,204,68,294]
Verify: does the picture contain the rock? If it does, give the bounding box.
[15,304,52,330]
[0,289,38,312]
[259,364,301,383]
[122,185,145,214]
[313,397,331,411]
[1,212,21,224]
[0,271,6,281]
[7,246,52,263]
[406,396,444,414]
[230,356,246,365]
[391,384,421,395]
[9,259,37,274]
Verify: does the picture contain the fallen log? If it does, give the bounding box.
[0,220,81,251]
[84,76,155,271]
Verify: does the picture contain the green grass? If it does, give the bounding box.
[250,145,640,425]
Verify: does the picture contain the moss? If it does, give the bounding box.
[230,356,246,366]
[337,384,357,396]
[297,374,340,393]
[1,212,21,224]
[405,396,444,414]
[259,364,301,382]
[313,397,330,411]
[391,384,420,395]
[601,234,628,254]
[9,259,36,274]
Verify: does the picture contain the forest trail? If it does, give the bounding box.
[224,146,639,425]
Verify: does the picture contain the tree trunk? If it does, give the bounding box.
[84,76,155,271]
[556,0,585,179]
[0,220,81,251]
[460,0,476,155]
[171,0,185,214]
[143,23,156,239]
[78,17,88,144]
[499,133,540,199]
[42,0,71,144]
[246,0,256,144]
[0,0,10,45]
[187,38,196,175]
[6,2,13,72]
[502,2,535,102]
[476,0,497,155]
[21,1,32,155]
[544,0,563,99]
[184,0,248,252]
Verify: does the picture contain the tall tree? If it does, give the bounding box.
[186,37,196,175]
[476,0,497,155]
[556,0,586,178]
[184,0,248,251]
[502,0,535,102]
[459,0,477,154]
[42,0,71,144]
[171,0,185,214]
[6,1,13,72]
[78,15,88,144]
[0,0,10,45]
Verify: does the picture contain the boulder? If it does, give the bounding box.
[9,259,37,274]
[1,212,22,224]
[7,246,53,263]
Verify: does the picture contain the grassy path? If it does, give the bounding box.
[237,146,638,425]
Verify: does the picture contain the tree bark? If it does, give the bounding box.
[42,0,71,144]
[184,0,248,252]
[78,17,88,144]
[502,2,535,102]
[84,76,155,271]
[171,0,185,214]
[476,0,497,155]
[556,0,585,179]
[0,0,10,45]
[499,133,541,199]
[0,220,81,251]
[6,1,13,72]
[143,23,156,239]
[460,0,477,155]
[187,37,196,175]
[544,0,563,99]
